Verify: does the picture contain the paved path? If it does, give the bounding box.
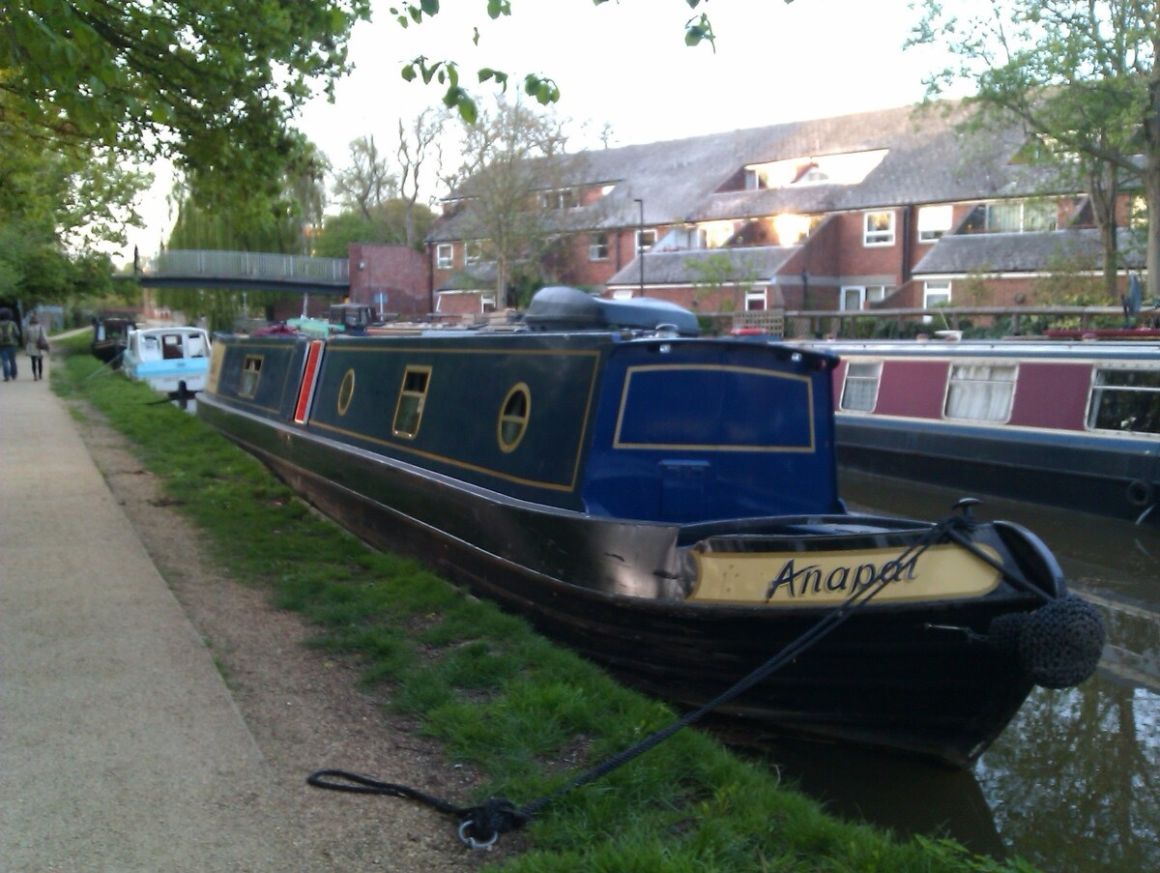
[0,358,299,872]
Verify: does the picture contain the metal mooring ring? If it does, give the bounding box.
[458,820,498,850]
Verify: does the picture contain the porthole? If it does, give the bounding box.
[337,368,356,416]
[497,383,531,453]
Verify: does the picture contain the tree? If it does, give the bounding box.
[397,109,448,248]
[312,200,435,257]
[444,98,586,308]
[332,136,398,220]
[1,1,371,197]
[909,0,1160,301]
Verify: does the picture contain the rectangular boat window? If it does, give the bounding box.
[840,361,882,412]
[1088,367,1160,434]
[944,363,1016,422]
[393,366,432,438]
[239,355,263,398]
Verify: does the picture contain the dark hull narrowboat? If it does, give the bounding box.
[198,287,1103,767]
[808,339,1160,523]
[91,315,136,368]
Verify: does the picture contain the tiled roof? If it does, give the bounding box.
[429,100,1068,242]
[913,228,1147,275]
[605,246,800,287]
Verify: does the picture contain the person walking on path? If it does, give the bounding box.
[23,313,48,381]
[0,308,20,381]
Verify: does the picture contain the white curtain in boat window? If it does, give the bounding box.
[944,363,1017,421]
[840,361,882,411]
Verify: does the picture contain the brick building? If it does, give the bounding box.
[425,100,1145,321]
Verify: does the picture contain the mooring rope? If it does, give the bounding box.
[307,514,968,849]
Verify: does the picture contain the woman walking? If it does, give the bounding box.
[24,314,48,381]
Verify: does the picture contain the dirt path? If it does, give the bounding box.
[72,403,520,872]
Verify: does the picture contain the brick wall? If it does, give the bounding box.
[348,244,430,316]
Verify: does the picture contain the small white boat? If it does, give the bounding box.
[122,326,212,397]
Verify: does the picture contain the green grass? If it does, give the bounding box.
[52,335,1039,873]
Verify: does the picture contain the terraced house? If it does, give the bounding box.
[426,100,1146,324]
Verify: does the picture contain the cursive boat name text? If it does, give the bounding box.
[764,553,920,602]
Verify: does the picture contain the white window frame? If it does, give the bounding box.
[540,188,577,210]
[943,362,1017,423]
[863,210,895,246]
[465,241,483,266]
[745,287,767,311]
[588,233,609,261]
[436,243,453,269]
[635,228,656,253]
[922,280,952,323]
[917,205,953,243]
[840,285,890,311]
[1086,364,1160,434]
[840,361,883,413]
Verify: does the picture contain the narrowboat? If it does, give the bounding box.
[121,325,212,398]
[197,287,1104,766]
[807,338,1160,523]
[91,313,136,367]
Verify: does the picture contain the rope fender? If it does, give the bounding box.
[986,594,1106,689]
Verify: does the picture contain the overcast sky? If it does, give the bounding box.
[126,0,964,259]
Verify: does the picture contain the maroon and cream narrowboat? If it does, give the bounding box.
[804,338,1160,523]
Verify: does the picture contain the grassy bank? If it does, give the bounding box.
[52,337,1036,873]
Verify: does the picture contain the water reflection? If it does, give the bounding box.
[774,471,1160,873]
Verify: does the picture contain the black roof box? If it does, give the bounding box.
[524,286,700,336]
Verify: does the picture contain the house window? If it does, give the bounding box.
[436,244,453,269]
[635,229,656,253]
[465,241,483,265]
[944,363,1017,422]
[588,233,609,261]
[840,361,882,412]
[239,355,262,398]
[1087,366,1160,434]
[540,188,577,210]
[918,205,953,242]
[745,288,767,311]
[840,286,890,311]
[863,210,895,246]
[984,199,1057,233]
[393,366,432,439]
[922,281,952,322]
[481,293,497,313]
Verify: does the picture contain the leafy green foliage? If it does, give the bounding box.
[1,1,371,195]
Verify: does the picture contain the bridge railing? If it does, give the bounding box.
[144,249,349,285]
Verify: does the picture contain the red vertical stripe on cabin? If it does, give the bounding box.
[294,340,324,424]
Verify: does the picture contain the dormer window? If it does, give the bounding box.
[918,205,953,242]
[635,229,656,253]
[540,188,577,210]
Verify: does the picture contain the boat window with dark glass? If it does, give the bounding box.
[239,355,262,398]
[840,361,881,412]
[1088,367,1160,434]
[944,363,1016,422]
[393,366,431,438]
[497,384,531,452]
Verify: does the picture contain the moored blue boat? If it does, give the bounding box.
[197,286,1104,766]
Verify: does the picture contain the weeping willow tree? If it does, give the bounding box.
[158,135,329,330]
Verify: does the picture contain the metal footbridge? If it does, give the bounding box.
[127,249,350,295]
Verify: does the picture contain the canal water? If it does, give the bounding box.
[763,471,1159,873]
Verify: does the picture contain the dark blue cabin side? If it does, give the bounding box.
[581,339,842,522]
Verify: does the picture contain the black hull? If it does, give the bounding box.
[200,395,1048,767]
[835,418,1159,523]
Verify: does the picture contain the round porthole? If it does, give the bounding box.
[497,383,531,453]
[337,368,356,415]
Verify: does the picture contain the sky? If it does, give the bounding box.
[124,0,965,260]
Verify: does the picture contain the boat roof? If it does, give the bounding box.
[799,338,1160,363]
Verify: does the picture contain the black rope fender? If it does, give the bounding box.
[306,509,1007,849]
